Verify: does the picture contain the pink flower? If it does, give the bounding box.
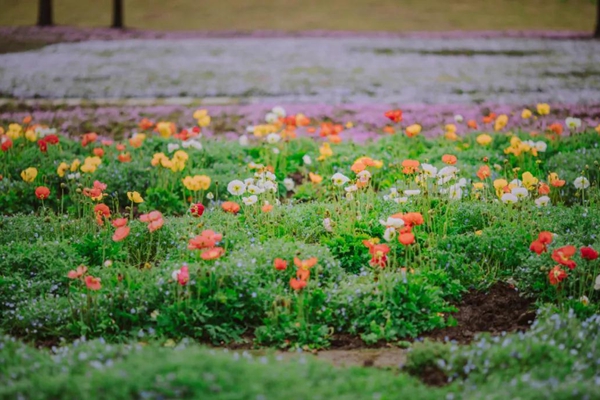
[85,275,102,290]
[67,265,88,279]
[112,218,128,228]
[112,226,130,242]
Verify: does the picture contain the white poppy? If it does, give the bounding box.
[182,139,202,150]
[421,163,437,177]
[565,117,582,129]
[331,172,350,186]
[167,143,181,153]
[239,135,249,146]
[535,196,550,207]
[511,187,529,199]
[510,179,523,187]
[383,227,397,242]
[265,112,278,123]
[242,195,258,205]
[357,170,371,181]
[394,196,409,204]
[454,115,464,123]
[404,189,421,196]
[272,147,280,154]
[449,185,462,200]
[303,155,312,165]
[594,274,600,290]
[283,178,295,191]
[574,176,590,189]
[379,217,405,229]
[501,193,519,204]
[457,178,467,187]
[323,218,333,232]
[535,141,547,152]
[580,295,590,306]
[345,184,358,192]
[272,106,286,118]
[247,184,264,195]
[227,180,246,196]
[266,133,281,144]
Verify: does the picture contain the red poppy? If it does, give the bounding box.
[85,275,102,291]
[274,258,287,271]
[538,183,550,195]
[93,148,105,157]
[35,186,50,200]
[551,245,577,270]
[290,278,307,291]
[467,120,478,129]
[529,240,546,255]
[82,132,98,147]
[37,139,48,153]
[44,134,59,145]
[138,118,155,131]
[369,244,390,268]
[548,265,567,285]
[112,226,130,242]
[1,137,13,152]
[222,201,241,214]
[538,231,553,245]
[384,109,403,123]
[581,247,598,261]
[190,203,205,217]
[201,247,225,260]
[548,123,563,136]
[399,231,415,246]
[177,265,190,285]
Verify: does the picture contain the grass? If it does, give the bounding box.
[0,0,596,32]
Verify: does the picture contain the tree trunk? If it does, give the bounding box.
[112,0,124,29]
[37,0,53,27]
[595,0,600,38]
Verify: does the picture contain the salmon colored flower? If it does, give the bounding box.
[118,153,132,163]
[274,258,287,271]
[467,120,478,129]
[548,122,563,136]
[116,143,126,151]
[538,183,550,195]
[548,173,565,188]
[190,203,205,217]
[399,229,415,246]
[35,186,50,200]
[394,212,424,227]
[201,247,225,260]
[476,165,491,180]
[81,132,98,147]
[368,244,390,268]
[401,159,420,174]
[552,245,577,270]
[384,109,403,123]
[67,265,88,279]
[222,201,240,214]
[581,247,598,261]
[139,211,164,232]
[93,148,105,157]
[94,204,111,226]
[548,265,567,285]
[383,126,395,135]
[188,230,223,250]
[294,257,318,270]
[112,218,128,228]
[261,203,274,213]
[309,172,323,184]
[290,278,307,291]
[173,265,189,285]
[442,154,457,165]
[113,226,130,242]
[85,275,102,290]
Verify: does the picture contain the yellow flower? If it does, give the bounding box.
[405,124,422,137]
[494,114,508,131]
[7,124,22,140]
[193,109,211,127]
[70,159,81,172]
[521,109,532,119]
[20,167,38,183]
[476,134,492,146]
[25,129,37,142]
[169,158,186,172]
[345,121,354,129]
[521,172,538,190]
[57,162,69,177]
[493,178,508,197]
[536,103,550,115]
[595,124,600,134]
[80,163,97,174]
[172,150,189,162]
[85,156,102,167]
[182,175,211,191]
[156,122,174,138]
[445,131,458,141]
[475,230,483,236]
[445,124,457,133]
[127,191,144,203]
[253,124,277,138]
[318,143,333,161]
[309,172,323,184]
[472,182,485,190]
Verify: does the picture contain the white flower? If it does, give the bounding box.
[167,143,180,153]
[242,195,258,205]
[357,170,371,182]
[511,187,529,199]
[449,185,462,200]
[501,193,519,204]
[383,227,397,242]
[246,125,255,133]
[534,141,547,152]
[331,172,350,186]
[283,178,295,191]
[171,270,180,281]
[262,181,277,192]
[580,295,590,306]
[404,189,421,196]
[246,184,264,195]
[510,179,522,188]
[323,218,333,232]
[239,135,249,146]
[244,177,255,186]
[394,196,409,204]
[67,172,81,180]
[345,184,358,192]
[206,192,214,200]
[345,192,354,201]
[454,114,464,123]
[303,155,312,165]
[272,147,280,154]
[227,180,246,196]
[594,274,600,290]
[574,176,590,189]
[265,112,278,123]
[438,166,458,177]
[181,139,202,150]
[266,133,281,144]
[565,117,582,130]
[457,178,467,187]
[272,106,286,118]
[535,196,551,207]
[379,217,405,229]
[421,163,437,177]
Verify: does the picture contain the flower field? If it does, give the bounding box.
[1,104,600,398]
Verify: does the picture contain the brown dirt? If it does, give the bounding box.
[426,282,535,343]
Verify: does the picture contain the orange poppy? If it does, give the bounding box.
[442,154,457,165]
[476,165,491,180]
[274,258,287,271]
[222,201,241,214]
[401,159,420,174]
[201,247,225,260]
[290,278,307,291]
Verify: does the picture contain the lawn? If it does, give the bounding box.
[1,105,600,397]
[0,0,596,32]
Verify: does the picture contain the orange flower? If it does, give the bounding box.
[23,115,32,124]
[222,201,240,214]
[294,257,318,270]
[93,204,111,226]
[290,278,307,291]
[112,226,130,242]
[396,212,424,227]
[118,152,132,163]
[67,265,88,279]
[442,154,457,165]
[261,203,274,213]
[482,113,496,124]
[548,122,563,136]
[538,183,550,195]
[93,148,104,157]
[467,120,478,129]
[548,266,567,285]
[139,118,155,130]
[383,125,395,135]
[35,186,50,200]
[399,231,415,246]
[201,247,225,260]
[274,258,287,271]
[329,134,342,144]
[188,230,223,250]
[85,275,102,291]
[476,165,491,180]
[81,132,98,147]
[538,231,553,244]
[309,172,323,184]
[384,109,403,123]
[368,244,390,268]
[351,161,366,173]
[112,218,128,228]
[401,159,420,174]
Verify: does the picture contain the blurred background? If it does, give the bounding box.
[0,0,596,32]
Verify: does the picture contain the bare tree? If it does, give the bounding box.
[112,0,124,29]
[37,0,53,26]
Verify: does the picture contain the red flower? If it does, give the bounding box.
[82,132,98,147]
[35,186,50,200]
[201,247,225,260]
[548,122,563,136]
[384,109,403,123]
[190,203,205,217]
[37,139,48,153]
[274,258,287,271]
[85,275,102,291]
[112,226,130,242]
[529,240,546,255]
[548,265,567,285]
[538,231,553,245]
[1,137,13,152]
[112,218,128,228]
[290,278,307,291]
[551,245,577,270]
[93,148,105,157]
[581,247,598,261]
[44,134,59,145]
[118,152,132,163]
[176,265,189,285]
[369,244,390,268]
